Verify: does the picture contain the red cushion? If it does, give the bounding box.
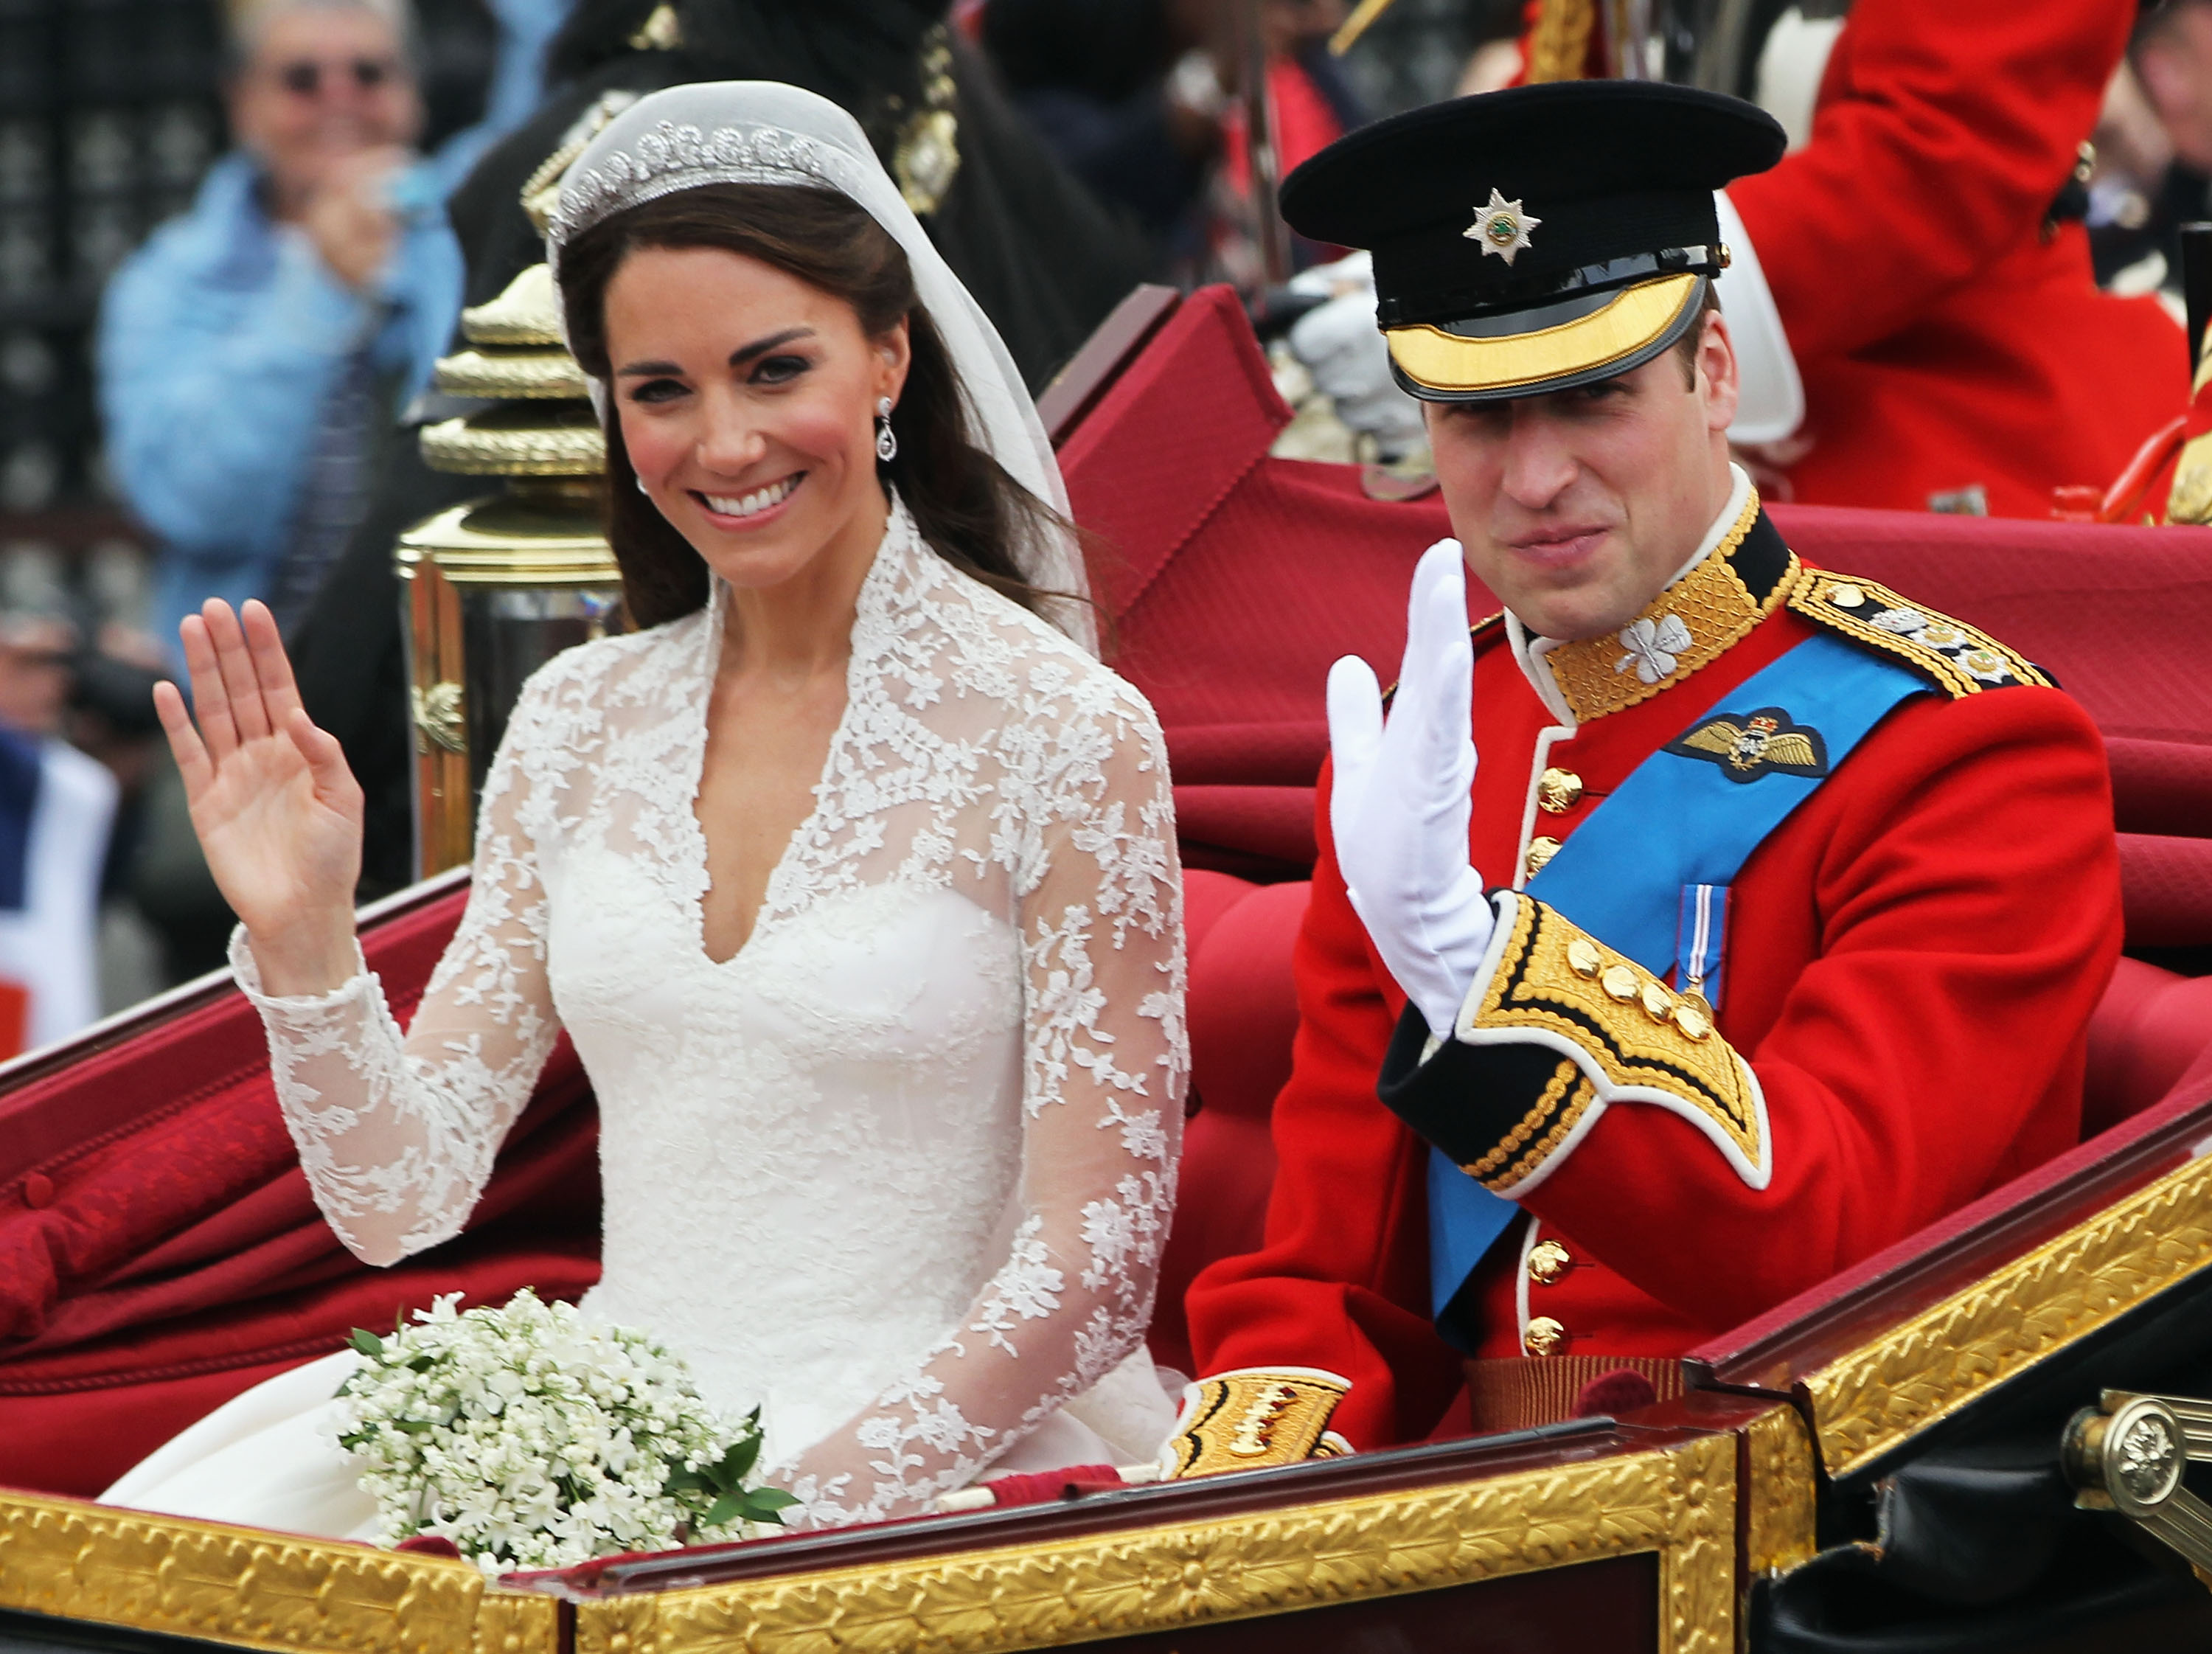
[1150,877,1310,1375]
[1187,880,1309,1124]
[1181,867,1262,959]
[2084,956,2212,1138]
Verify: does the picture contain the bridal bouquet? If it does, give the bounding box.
[333,1289,797,1572]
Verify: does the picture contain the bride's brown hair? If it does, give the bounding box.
[557,181,1087,632]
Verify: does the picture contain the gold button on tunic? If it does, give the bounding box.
[1525,835,1562,876]
[1536,768,1584,813]
[1523,1316,1568,1357]
[1527,1238,1572,1286]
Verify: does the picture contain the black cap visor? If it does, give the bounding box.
[1385,273,1707,403]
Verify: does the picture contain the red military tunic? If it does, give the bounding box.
[1183,499,2122,1452]
[1725,0,2187,517]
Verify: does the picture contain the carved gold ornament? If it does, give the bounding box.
[0,1489,554,1654]
[434,347,592,401]
[1742,1403,1818,1576]
[419,413,606,476]
[1802,1149,2212,1478]
[568,1431,1738,1654]
[411,680,466,754]
[456,263,566,349]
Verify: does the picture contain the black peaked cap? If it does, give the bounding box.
[1283,82,1786,331]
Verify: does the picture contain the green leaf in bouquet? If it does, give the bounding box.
[347,1328,384,1359]
[709,1434,762,1488]
[702,1491,749,1529]
[740,1489,799,1522]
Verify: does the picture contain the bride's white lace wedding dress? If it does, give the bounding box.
[102,500,1187,1537]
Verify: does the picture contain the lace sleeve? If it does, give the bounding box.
[234,684,564,1268]
[773,681,1187,1524]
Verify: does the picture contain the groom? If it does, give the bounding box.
[1167,81,2123,1469]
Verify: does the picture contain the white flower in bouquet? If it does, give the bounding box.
[331,1289,796,1572]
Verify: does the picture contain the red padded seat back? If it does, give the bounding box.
[1150,874,1307,1374]
[2084,956,2212,1136]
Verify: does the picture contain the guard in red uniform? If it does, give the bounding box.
[1723,0,2185,517]
[1166,83,2123,1476]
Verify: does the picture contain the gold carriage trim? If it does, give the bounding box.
[1802,1144,2212,1479]
[0,1488,555,1654]
[571,1431,1739,1654]
[1540,487,1786,723]
[1787,572,2049,698]
[1163,1366,1354,1478]
[1453,894,1763,1192]
[1385,273,1700,397]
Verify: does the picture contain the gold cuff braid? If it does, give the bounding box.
[1163,1368,1354,1478]
[1456,895,1764,1190]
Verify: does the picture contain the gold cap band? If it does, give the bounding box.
[1385,272,1701,399]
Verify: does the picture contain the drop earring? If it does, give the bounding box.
[635,475,648,494]
[874,396,898,463]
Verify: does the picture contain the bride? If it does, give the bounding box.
[102,82,1186,1539]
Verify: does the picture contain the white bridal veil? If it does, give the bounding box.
[546,81,1098,655]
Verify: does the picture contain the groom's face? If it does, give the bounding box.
[1425,311,1741,643]
[605,245,911,591]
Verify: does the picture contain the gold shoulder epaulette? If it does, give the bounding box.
[1787,571,2050,697]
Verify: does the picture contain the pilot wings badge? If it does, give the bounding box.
[1664,706,1830,784]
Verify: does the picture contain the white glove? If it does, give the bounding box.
[1326,540,1495,1035]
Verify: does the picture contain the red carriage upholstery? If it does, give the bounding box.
[4,285,2210,1496]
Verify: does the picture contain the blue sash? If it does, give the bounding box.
[1426,632,1930,1337]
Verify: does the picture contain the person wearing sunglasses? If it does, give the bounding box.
[96,0,571,681]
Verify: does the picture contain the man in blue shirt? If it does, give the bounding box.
[97,0,563,665]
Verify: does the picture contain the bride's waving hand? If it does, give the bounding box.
[153,600,364,993]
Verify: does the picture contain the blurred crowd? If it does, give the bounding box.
[1,0,2208,1052]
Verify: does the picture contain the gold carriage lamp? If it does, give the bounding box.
[397,264,626,878]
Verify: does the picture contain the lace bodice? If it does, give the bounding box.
[234,501,1186,1524]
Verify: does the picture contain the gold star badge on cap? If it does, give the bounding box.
[1466,188,1541,265]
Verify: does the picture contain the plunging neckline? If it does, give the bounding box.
[681,556,872,971]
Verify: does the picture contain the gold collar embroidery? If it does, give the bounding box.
[1533,487,1793,724]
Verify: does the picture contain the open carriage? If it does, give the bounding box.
[3,286,2212,1653]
